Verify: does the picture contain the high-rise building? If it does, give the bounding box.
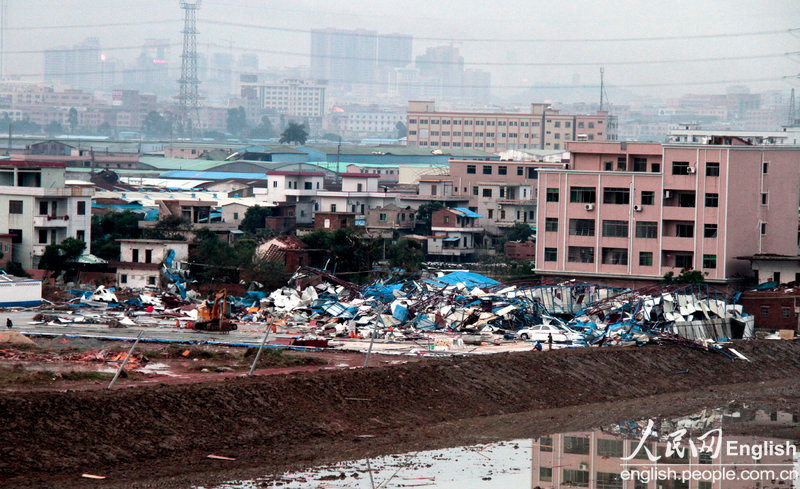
[239,53,259,73]
[126,39,171,97]
[377,33,412,71]
[311,28,378,90]
[415,45,464,98]
[44,37,101,91]
[462,69,491,104]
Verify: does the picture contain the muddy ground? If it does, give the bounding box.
[1,340,800,488]
[0,338,411,391]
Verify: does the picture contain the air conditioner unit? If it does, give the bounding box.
[664,190,672,199]
[634,205,643,212]
[585,203,595,211]
[687,167,696,174]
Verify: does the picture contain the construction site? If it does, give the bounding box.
[0,265,799,488]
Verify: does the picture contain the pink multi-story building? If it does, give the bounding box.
[535,141,800,285]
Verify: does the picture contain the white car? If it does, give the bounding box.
[516,324,583,343]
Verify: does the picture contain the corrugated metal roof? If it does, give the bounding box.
[300,144,496,158]
[453,207,483,218]
[160,170,269,180]
[139,156,224,171]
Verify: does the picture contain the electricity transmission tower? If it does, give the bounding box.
[178,0,201,137]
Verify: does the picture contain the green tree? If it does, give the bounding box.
[202,130,225,140]
[506,222,534,242]
[395,121,407,139]
[91,211,143,261]
[44,121,63,136]
[68,107,79,134]
[142,111,173,137]
[226,106,249,137]
[97,121,113,137]
[239,205,274,234]
[0,112,11,132]
[38,238,86,278]
[279,122,308,145]
[190,229,239,283]
[249,115,274,139]
[3,262,29,277]
[247,255,290,290]
[300,228,377,274]
[663,270,706,284]
[386,239,424,271]
[143,215,191,241]
[414,202,445,233]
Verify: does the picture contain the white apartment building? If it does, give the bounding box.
[0,161,93,268]
[255,171,327,224]
[241,78,326,120]
[115,239,189,289]
[315,173,397,215]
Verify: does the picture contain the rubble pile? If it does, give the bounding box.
[13,267,758,356]
[570,283,755,349]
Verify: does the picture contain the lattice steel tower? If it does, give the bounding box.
[178,1,201,135]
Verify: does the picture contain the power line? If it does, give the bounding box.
[2,65,785,90]
[4,19,180,31]
[200,20,798,43]
[2,40,792,68]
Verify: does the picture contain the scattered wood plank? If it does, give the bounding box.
[207,454,236,461]
[81,473,106,480]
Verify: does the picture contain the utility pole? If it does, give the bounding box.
[0,0,7,80]
[178,1,201,138]
[599,67,604,111]
[336,136,341,175]
[0,0,8,81]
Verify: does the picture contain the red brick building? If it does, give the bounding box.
[505,241,535,262]
[739,288,800,331]
[314,212,357,231]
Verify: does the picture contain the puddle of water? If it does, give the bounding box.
[137,362,179,377]
[209,406,800,489]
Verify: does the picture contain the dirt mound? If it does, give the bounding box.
[2,341,800,487]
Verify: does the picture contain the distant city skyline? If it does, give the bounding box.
[0,0,797,101]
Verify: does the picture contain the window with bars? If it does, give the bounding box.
[568,246,595,263]
[569,219,595,236]
[603,187,630,205]
[602,220,628,237]
[635,221,658,238]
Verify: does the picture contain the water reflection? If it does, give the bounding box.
[211,407,798,489]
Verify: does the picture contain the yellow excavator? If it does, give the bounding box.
[192,289,237,333]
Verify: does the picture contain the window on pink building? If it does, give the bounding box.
[704,224,718,238]
[639,252,653,266]
[544,248,558,262]
[568,246,594,263]
[602,220,628,238]
[703,255,717,269]
[601,248,628,265]
[603,187,630,205]
[635,222,658,238]
[569,219,595,236]
[570,187,596,203]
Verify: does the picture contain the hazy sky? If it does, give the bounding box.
[2,0,799,100]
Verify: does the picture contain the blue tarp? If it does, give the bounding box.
[425,271,498,289]
[754,281,778,291]
[453,207,483,218]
